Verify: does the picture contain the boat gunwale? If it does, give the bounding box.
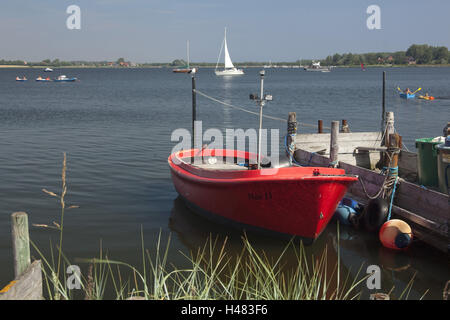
[168,149,358,183]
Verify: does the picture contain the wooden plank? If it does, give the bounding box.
[294,149,331,167]
[394,180,448,223]
[0,260,42,300]
[356,146,388,152]
[300,144,382,155]
[294,132,383,169]
[295,132,383,144]
[398,150,417,181]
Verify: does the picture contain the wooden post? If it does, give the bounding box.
[383,112,395,166]
[382,71,386,132]
[385,112,395,139]
[11,212,30,279]
[389,133,401,170]
[329,121,339,167]
[318,120,323,133]
[192,75,197,149]
[0,212,43,300]
[287,112,297,165]
[341,119,350,133]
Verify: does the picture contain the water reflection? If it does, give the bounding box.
[168,196,443,299]
[220,76,234,128]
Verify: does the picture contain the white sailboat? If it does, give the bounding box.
[215,28,244,76]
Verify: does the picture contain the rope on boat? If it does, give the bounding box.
[194,89,328,129]
[358,150,400,200]
[387,175,399,221]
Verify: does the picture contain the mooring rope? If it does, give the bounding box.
[357,149,399,199]
[193,89,328,130]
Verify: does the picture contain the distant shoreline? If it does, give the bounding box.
[2,64,450,69]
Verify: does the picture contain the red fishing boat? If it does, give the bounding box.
[168,148,358,242]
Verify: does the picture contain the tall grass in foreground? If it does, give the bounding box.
[29,153,422,300]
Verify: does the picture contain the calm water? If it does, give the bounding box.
[0,67,448,299]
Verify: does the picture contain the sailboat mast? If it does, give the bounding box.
[187,40,190,68]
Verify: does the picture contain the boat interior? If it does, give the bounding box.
[175,151,291,171]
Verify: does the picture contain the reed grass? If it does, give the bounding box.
[29,153,425,300]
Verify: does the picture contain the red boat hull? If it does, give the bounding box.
[168,149,357,241]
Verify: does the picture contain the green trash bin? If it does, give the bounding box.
[415,137,441,187]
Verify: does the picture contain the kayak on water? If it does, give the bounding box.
[418,95,435,101]
[398,87,420,99]
[399,93,415,99]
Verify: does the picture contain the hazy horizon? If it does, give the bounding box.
[2,0,450,63]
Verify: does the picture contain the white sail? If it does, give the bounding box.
[215,27,244,76]
[224,38,234,69]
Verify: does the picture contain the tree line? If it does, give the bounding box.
[316,44,449,66]
[1,44,449,67]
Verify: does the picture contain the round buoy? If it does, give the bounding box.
[379,219,413,250]
[363,198,389,232]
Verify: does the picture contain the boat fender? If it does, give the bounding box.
[334,204,355,226]
[334,197,364,227]
[379,219,413,250]
[362,198,388,232]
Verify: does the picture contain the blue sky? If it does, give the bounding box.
[2,0,450,62]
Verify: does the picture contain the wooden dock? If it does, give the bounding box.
[288,112,449,253]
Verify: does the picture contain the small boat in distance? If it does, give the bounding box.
[418,94,435,101]
[304,61,331,72]
[173,41,196,74]
[215,28,244,76]
[398,87,420,99]
[36,76,52,82]
[15,76,27,81]
[54,75,77,82]
[399,93,415,99]
[44,68,54,72]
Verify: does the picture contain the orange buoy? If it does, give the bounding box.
[379,219,413,250]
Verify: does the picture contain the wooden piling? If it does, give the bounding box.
[318,120,323,133]
[341,119,350,133]
[388,133,401,169]
[11,212,30,279]
[383,112,395,166]
[192,75,197,149]
[385,112,395,144]
[329,121,339,167]
[382,71,386,132]
[287,112,297,165]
